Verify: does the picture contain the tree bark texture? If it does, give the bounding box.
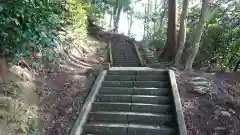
[113,0,122,32]
[174,0,189,67]
[161,0,177,61]
[127,12,133,36]
[109,9,113,29]
[184,0,210,71]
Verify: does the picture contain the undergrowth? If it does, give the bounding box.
[0,0,97,134]
[0,82,39,134]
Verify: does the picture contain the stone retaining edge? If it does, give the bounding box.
[69,70,107,135]
[168,70,188,135]
[132,42,144,66]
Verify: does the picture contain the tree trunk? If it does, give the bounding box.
[153,0,157,39]
[113,1,117,31]
[184,0,210,71]
[155,2,167,38]
[127,12,133,36]
[143,4,147,39]
[113,0,122,32]
[174,0,189,67]
[109,9,113,29]
[146,0,150,39]
[161,0,177,61]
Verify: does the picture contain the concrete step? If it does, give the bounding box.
[105,75,135,81]
[133,88,170,96]
[136,71,168,75]
[88,111,174,125]
[112,61,139,63]
[113,64,141,67]
[88,112,128,123]
[135,75,169,81]
[102,81,170,88]
[91,102,173,114]
[83,122,176,135]
[99,87,170,96]
[91,102,131,112]
[134,81,170,88]
[128,123,176,135]
[131,95,172,104]
[95,94,171,104]
[105,75,169,81]
[96,95,132,103]
[83,123,128,135]
[130,103,173,114]
[99,87,133,95]
[107,70,136,75]
[102,81,134,87]
[112,62,139,64]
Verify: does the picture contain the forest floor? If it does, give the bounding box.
[38,37,108,135]
[178,71,240,135]
[0,35,108,135]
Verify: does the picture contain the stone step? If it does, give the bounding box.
[102,81,134,87]
[99,87,170,96]
[133,88,170,96]
[135,75,169,81]
[104,75,136,81]
[95,95,132,103]
[113,64,140,67]
[113,57,138,59]
[91,102,131,112]
[87,111,174,125]
[134,81,170,88]
[131,95,172,104]
[113,58,138,60]
[113,60,139,62]
[136,71,168,75]
[105,75,169,81]
[95,94,171,104]
[99,87,133,95]
[107,70,136,75]
[91,102,173,114]
[112,61,139,64]
[102,81,170,88]
[83,122,176,135]
[83,123,127,135]
[128,123,176,135]
[131,103,173,114]
[112,62,139,64]
[111,64,139,67]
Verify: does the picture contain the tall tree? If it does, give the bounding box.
[143,4,147,39]
[127,9,133,36]
[109,9,113,29]
[174,0,189,67]
[184,0,210,70]
[153,0,157,39]
[157,0,167,38]
[113,0,121,32]
[161,0,178,61]
[113,0,131,32]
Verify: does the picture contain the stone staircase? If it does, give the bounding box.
[143,49,159,64]
[70,68,187,135]
[70,39,187,135]
[111,41,141,67]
